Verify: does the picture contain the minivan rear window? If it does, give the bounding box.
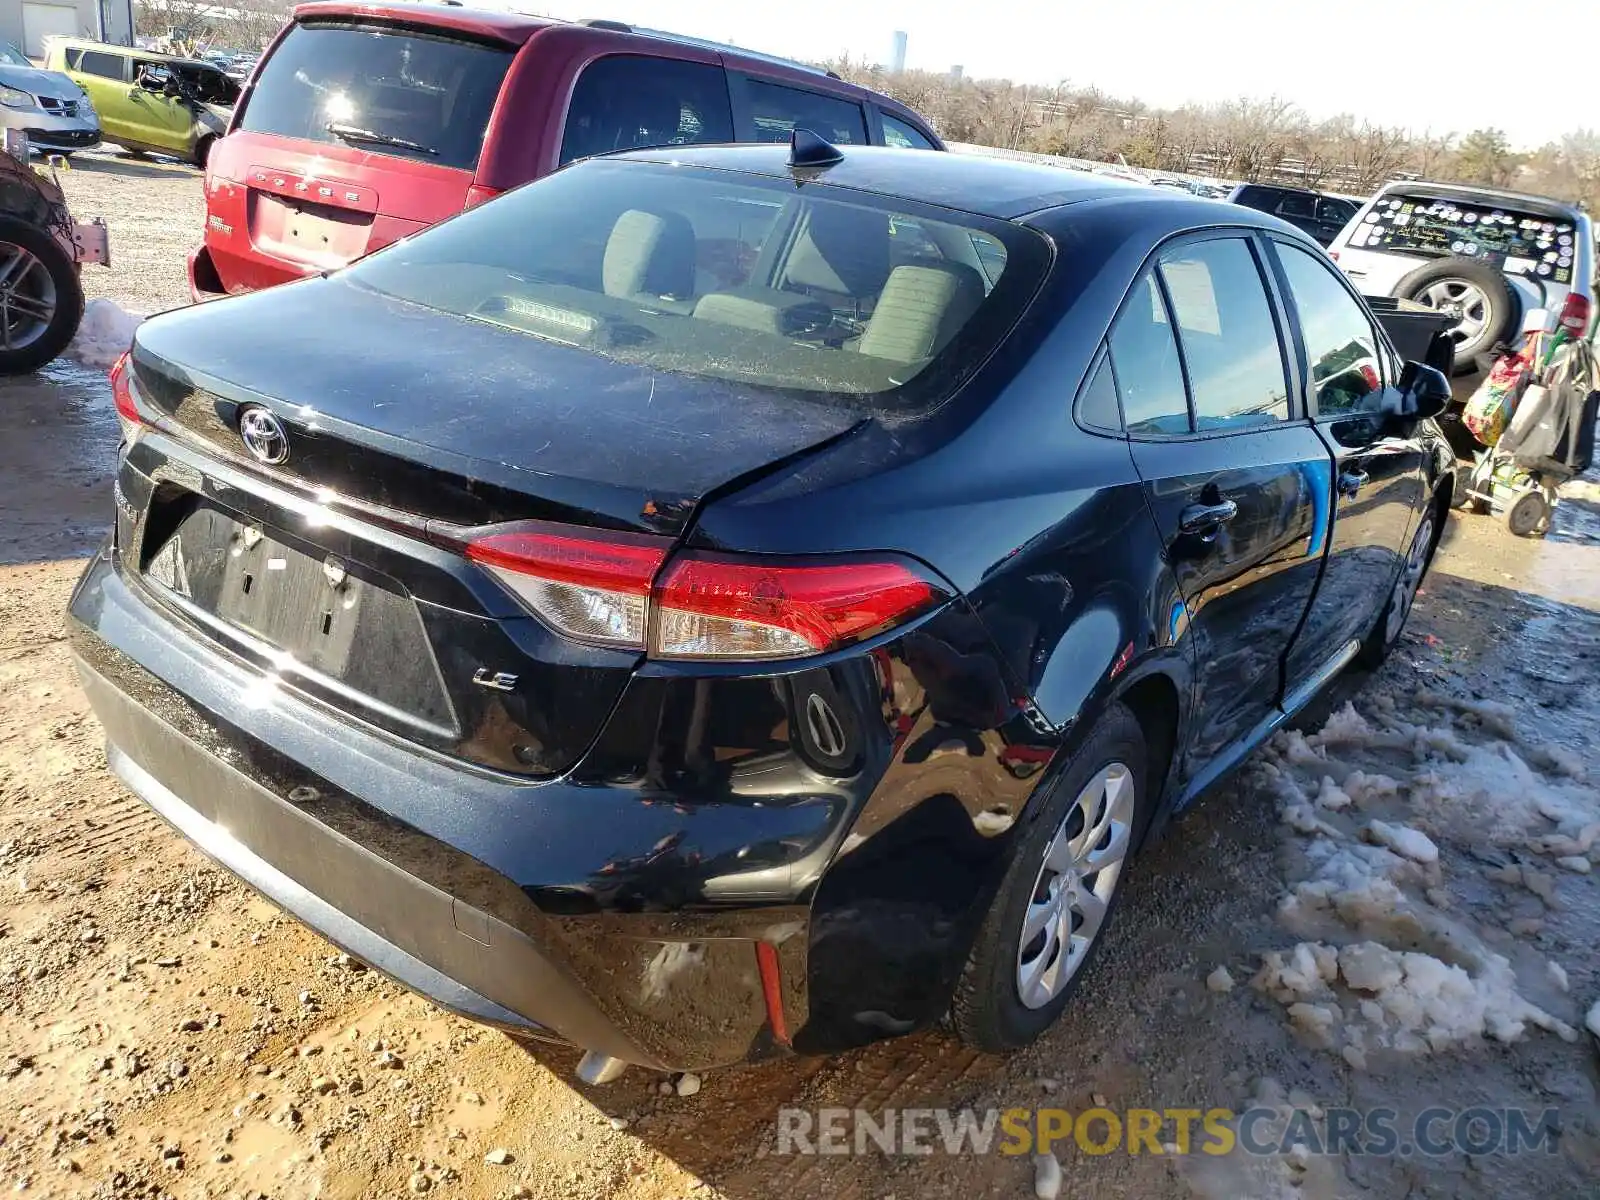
[237,22,513,171]
[346,159,1047,415]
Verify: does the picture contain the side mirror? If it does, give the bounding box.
[1396,360,1452,422]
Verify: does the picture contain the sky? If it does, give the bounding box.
[496,0,1596,149]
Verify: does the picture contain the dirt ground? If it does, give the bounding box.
[56,148,205,314]
[1,159,1598,1200]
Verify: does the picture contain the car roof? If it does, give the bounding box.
[289,5,924,120]
[1376,179,1584,219]
[51,38,221,70]
[291,2,555,44]
[610,143,1152,219]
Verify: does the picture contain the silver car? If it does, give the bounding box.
[1327,181,1594,376]
[0,40,101,154]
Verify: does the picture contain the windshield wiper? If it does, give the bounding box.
[325,122,438,157]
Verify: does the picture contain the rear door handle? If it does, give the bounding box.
[1178,499,1239,534]
[1337,470,1370,499]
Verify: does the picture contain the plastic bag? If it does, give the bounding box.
[1463,353,1531,446]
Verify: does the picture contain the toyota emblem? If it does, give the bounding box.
[238,405,290,465]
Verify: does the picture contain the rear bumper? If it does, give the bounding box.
[68,546,805,1070]
[187,244,229,302]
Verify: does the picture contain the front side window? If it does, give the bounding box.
[560,55,733,166]
[746,79,867,145]
[177,66,239,106]
[1317,198,1356,225]
[1277,243,1384,416]
[1275,194,1315,219]
[882,113,936,150]
[346,159,1045,414]
[237,22,513,171]
[76,51,125,80]
[1158,239,1290,430]
[1109,274,1190,435]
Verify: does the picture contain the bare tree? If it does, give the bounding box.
[825,57,1600,204]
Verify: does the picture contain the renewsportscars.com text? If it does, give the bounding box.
[775,1105,1560,1158]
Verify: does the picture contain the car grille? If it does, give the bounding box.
[38,96,82,118]
[25,127,98,146]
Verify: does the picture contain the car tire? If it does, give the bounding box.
[194,135,216,169]
[1393,257,1519,377]
[0,215,84,376]
[1357,501,1439,667]
[950,702,1150,1053]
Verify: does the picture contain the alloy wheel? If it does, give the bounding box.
[1385,511,1434,644]
[0,241,59,353]
[1016,762,1135,1009]
[1415,279,1489,352]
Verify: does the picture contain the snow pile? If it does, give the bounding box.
[1252,688,1595,1063]
[1255,940,1577,1056]
[68,298,145,368]
[1588,999,1600,1040]
[1364,819,1438,864]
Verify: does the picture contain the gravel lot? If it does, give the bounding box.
[56,149,206,315]
[1,159,1598,1200]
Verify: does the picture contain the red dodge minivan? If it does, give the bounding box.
[190,3,945,299]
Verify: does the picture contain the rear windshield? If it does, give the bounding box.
[345,159,1047,415]
[237,21,512,172]
[1350,193,1580,287]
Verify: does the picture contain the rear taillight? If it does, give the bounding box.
[651,554,942,660]
[465,524,669,649]
[109,351,145,442]
[1560,292,1590,336]
[463,523,946,660]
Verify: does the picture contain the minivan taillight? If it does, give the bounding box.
[463,524,947,660]
[1560,292,1591,336]
[109,351,146,442]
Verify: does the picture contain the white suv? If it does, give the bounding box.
[1327,181,1594,376]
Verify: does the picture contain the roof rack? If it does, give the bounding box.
[580,20,830,77]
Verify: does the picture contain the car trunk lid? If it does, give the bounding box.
[129,274,869,537]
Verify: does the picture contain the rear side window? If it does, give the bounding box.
[882,113,937,150]
[1109,275,1189,435]
[745,79,867,145]
[76,51,124,79]
[237,22,513,171]
[1277,244,1384,416]
[560,56,733,166]
[1158,239,1290,430]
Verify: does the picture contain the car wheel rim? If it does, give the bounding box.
[1386,512,1433,644]
[0,241,58,352]
[1016,761,1134,1010]
[1415,280,1489,351]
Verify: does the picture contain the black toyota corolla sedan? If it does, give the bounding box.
[68,138,1455,1079]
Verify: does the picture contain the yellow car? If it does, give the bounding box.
[41,38,238,166]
